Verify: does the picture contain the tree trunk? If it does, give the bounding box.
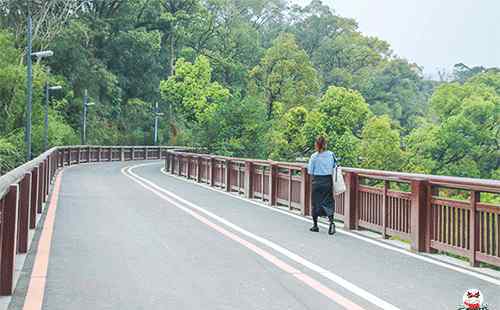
[169,32,175,76]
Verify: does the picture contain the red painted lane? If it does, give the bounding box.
[23,171,63,310]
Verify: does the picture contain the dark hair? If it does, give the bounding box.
[315,136,327,153]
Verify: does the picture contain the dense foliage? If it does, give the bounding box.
[0,0,498,181]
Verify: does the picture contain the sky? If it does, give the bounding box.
[290,0,500,79]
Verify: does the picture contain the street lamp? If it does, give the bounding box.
[153,102,164,145]
[32,51,54,59]
[25,15,54,160]
[43,82,62,151]
[81,89,95,145]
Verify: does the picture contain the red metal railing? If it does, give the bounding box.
[165,151,500,268]
[0,145,183,296]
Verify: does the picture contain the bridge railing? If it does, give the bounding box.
[0,145,182,296]
[165,151,500,268]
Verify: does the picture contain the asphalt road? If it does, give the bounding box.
[23,161,500,310]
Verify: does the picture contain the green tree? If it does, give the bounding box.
[32,111,79,155]
[160,55,230,125]
[405,72,500,178]
[0,138,23,175]
[289,0,357,56]
[0,30,25,134]
[360,115,403,170]
[192,96,269,157]
[359,59,434,132]
[312,32,390,91]
[270,86,371,165]
[250,33,320,119]
[312,86,370,166]
[269,106,309,160]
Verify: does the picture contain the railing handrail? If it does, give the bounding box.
[166,149,500,268]
[0,144,196,295]
[0,147,59,198]
[166,150,500,194]
[0,145,190,198]
[342,167,500,193]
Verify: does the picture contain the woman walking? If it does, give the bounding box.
[307,136,337,235]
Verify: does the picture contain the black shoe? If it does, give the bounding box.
[328,222,336,235]
[310,226,319,232]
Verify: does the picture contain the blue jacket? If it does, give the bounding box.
[307,151,336,176]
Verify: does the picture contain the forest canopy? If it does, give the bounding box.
[0,0,498,180]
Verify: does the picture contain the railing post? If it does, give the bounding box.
[65,148,70,166]
[49,155,52,181]
[53,153,56,180]
[210,157,215,187]
[42,159,46,201]
[427,185,438,254]
[225,160,231,192]
[144,147,148,160]
[30,168,38,229]
[245,162,253,199]
[120,147,125,161]
[37,163,44,214]
[43,159,46,198]
[186,156,192,179]
[287,169,293,210]
[41,160,46,203]
[175,155,179,175]
[196,157,202,183]
[469,191,480,267]
[382,180,389,239]
[0,185,18,296]
[77,147,81,164]
[97,147,101,162]
[344,171,358,230]
[49,155,53,180]
[170,154,175,174]
[131,147,135,161]
[300,167,310,216]
[87,146,91,162]
[44,159,49,200]
[410,179,429,252]
[177,156,182,176]
[17,174,31,254]
[268,163,277,206]
[109,147,113,161]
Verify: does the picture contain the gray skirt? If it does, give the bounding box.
[311,175,334,218]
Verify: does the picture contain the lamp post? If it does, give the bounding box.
[153,102,164,145]
[43,82,62,151]
[25,15,54,160]
[81,89,95,145]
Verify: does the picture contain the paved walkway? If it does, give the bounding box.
[13,162,500,309]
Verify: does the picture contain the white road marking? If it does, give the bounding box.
[156,165,500,286]
[123,164,401,310]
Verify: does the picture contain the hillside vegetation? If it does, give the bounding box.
[0,0,498,181]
